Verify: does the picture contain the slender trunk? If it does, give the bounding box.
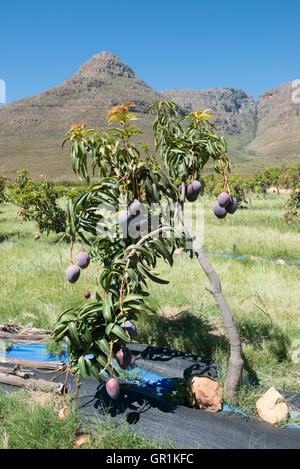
[179,183,243,398]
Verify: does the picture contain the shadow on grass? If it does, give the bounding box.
[137,310,292,387]
[0,232,21,243]
[137,311,229,360]
[237,317,291,362]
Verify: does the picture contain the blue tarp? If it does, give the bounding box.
[0,342,68,362]
[1,341,299,429]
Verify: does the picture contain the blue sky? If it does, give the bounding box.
[1,0,299,104]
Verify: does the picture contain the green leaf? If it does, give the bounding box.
[137,262,169,284]
[124,245,154,264]
[68,322,81,346]
[95,338,111,356]
[86,359,102,381]
[111,324,130,343]
[78,356,87,378]
[102,293,113,324]
[121,293,145,304]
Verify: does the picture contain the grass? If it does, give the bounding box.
[0,391,172,449]
[0,391,77,449]
[0,193,299,439]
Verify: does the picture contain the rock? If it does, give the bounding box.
[256,387,288,426]
[276,259,286,265]
[186,376,223,412]
[58,405,71,420]
[73,435,90,448]
[174,247,185,255]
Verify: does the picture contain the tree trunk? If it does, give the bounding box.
[179,183,243,398]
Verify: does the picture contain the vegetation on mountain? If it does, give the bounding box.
[1,52,300,180]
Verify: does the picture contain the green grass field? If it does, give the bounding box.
[0,391,173,449]
[0,193,299,447]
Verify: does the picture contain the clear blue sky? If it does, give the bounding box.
[1,0,299,104]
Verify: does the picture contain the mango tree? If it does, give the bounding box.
[52,102,243,400]
[0,175,9,208]
[0,175,8,202]
[10,169,66,235]
[283,183,300,223]
[149,101,243,397]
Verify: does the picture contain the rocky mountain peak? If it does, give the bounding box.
[159,87,256,137]
[75,51,136,79]
[1,51,299,180]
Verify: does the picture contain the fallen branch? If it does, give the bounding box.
[0,372,65,395]
[0,357,63,370]
[0,365,35,379]
[0,323,49,333]
[0,331,49,342]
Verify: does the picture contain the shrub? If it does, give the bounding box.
[10,170,66,234]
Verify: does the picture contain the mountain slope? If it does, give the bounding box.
[0,51,300,180]
[159,85,300,171]
[247,81,300,157]
[0,52,160,180]
[158,88,256,150]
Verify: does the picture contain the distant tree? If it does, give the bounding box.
[283,183,300,224]
[0,175,9,202]
[10,170,66,234]
[279,167,300,190]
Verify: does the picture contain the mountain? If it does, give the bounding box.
[158,88,256,149]
[0,52,160,180]
[0,51,299,180]
[247,81,300,157]
[159,85,300,172]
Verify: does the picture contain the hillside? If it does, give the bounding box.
[158,88,256,149]
[0,52,160,180]
[0,51,300,180]
[159,85,300,172]
[247,81,300,157]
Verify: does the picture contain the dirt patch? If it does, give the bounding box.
[22,390,62,409]
[158,306,189,319]
[209,321,227,339]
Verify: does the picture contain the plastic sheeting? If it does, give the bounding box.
[0,341,299,448]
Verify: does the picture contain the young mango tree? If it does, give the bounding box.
[10,169,66,235]
[0,175,9,203]
[283,183,300,224]
[52,102,243,400]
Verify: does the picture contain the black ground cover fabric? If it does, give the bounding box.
[0,344,299,449]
